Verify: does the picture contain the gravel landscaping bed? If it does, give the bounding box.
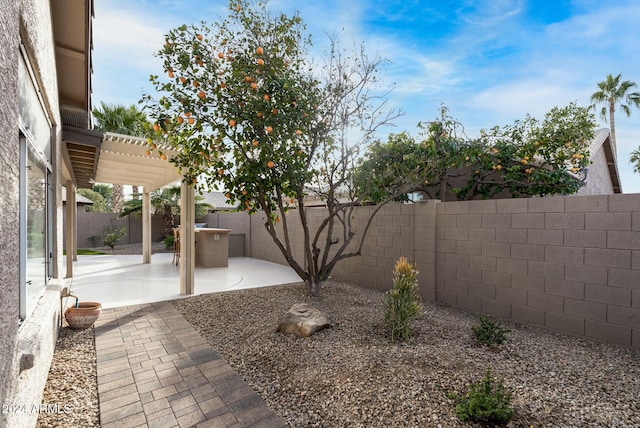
[174,280,640,428]
[38,279,640,427]
[36,326,99,428]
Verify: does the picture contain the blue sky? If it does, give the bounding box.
[93,0,640,193]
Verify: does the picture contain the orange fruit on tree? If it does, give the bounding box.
[225,192,231,199]
[257,111,263,118]
[197,34,203,41]
[168,70,175,79]
[265,126,273,134]
[244,76,252,83]
[251,82,258,90]
[295,129,302,135]
[188,117,195,125]
[150,143,157,149]
[257,58,264,66]
[152,124,160,132]
[242,189,248,195]
[180,76,186,84]
[267,160,275,168]
[193,80,200,87]
[177,116,184,124]
[236,4,241,11]
[220,82,226,88]
[185,111,191,117]
[218,52,224,59]
[271,109,278,115]
[252,140,259,147]
[160,154,168,161]
[256,47,264,55]
[145,149,151,156]
[218,168,224,175]
[198,91,206,99]
[229,119,237,127]
[263,94,270,101]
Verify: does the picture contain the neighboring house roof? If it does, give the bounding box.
[586,128,621,193]
[202,192,240,210]
[61,189,94,205]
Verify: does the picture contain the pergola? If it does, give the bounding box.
[63,131,197,295]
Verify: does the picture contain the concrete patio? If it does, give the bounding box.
[65,254,300,427]
[66,254,301,309]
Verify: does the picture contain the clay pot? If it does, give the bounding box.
[65,302,102,329]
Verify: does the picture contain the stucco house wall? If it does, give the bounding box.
[576,128,619,196]
[0,1,68,426]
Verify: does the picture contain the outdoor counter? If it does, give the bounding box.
[194,228,231,268]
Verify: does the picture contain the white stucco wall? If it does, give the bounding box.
[576,145,615,196]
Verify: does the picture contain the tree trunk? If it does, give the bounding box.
[307,278,323,297]
[609,99,617,156]
[162,204,175,238]
[132,185,140,200]
[112,184,124,213]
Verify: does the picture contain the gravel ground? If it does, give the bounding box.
[36,326,99,428]
[174,281,640,428]
[38,271,640,427]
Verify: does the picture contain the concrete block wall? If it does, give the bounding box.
[435,194,640,349]
[248,202,436,297]
[74,211,164,247]
[245,194,640,349]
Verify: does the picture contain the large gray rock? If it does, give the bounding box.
[277,303,334,337]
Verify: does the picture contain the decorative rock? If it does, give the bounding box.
[277,303,334,337]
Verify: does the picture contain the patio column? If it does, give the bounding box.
[65,181,76,278]
[179,182,195,295]
[142,189,151,264]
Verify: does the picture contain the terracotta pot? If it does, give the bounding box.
[65,302,102,329]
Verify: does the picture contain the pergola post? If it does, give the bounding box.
[65,181,76,278]
[142,189,151,264]
[179,182,195,295]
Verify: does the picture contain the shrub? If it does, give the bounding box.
[452,368,514,426]
[473,315,510,346]
[164,234,175,250]
[102,221,126,249]
[383,257,422,342]
[87,235,100,247]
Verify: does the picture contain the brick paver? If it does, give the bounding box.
[95,301,287,427]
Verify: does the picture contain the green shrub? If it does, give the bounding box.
[452,368,514,426]
[473,316,510,346]
[87,235,100,247]
[164,234,175,249]
[102,221,127,249]
[383,257,421,342]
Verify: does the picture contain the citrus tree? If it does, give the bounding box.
[356,103,596,202]
[142,1,416,295]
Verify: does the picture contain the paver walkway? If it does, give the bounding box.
[94,301,287,428]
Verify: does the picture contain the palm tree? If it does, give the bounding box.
[590,73,640,150]
[631,147,640,175]
[119,186,213,238]
[92,102,149,212]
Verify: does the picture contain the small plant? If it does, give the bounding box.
[383,257,422,342]
[101,221,126,249]
[164,234,175,250]
[473,315,510,346]
[451,368,514,426]
[87,235,100,247]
